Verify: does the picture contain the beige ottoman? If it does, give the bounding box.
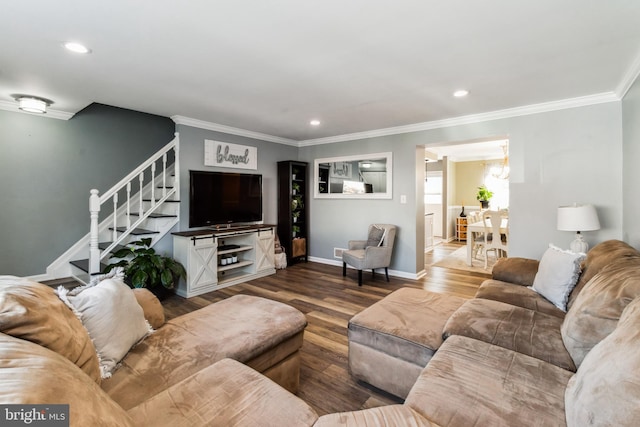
[104,295,307,410]
[348,288,466,398]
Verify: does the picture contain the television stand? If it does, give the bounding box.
[172,225,276,298]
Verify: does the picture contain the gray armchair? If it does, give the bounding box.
[342,224,397,286]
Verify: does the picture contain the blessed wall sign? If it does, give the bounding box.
[204,140,258,170]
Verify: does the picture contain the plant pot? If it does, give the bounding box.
[149,285,174,301]
[480,200,489,209]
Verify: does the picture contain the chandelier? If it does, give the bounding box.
[491,144,510,180]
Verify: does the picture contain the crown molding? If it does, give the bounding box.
[616,49,640,98]
[0,100,75,120]
[171,115,298,146]
[298,92,620,146]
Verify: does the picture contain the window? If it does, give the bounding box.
[484,162,509,209]
[425,171,443,204]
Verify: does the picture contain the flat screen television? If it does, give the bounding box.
[189,170,263,228]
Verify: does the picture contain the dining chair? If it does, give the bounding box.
[482,210,508,268]
[466,212,484,260]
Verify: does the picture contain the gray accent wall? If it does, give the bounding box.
[172,124,298,232]
[1,87,636,279]
[300,101,624,276]
[623,75,640,246]
[0,104,175,276]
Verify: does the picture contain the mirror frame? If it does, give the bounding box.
[313,152,393,199]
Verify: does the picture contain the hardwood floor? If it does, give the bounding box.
[160,241,489,416]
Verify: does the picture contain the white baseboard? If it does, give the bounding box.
[307,256,422,280]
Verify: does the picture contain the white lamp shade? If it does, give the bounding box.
[18,97,47,114]
[557,204,600,232]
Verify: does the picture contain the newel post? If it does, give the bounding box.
[89,189,101,275]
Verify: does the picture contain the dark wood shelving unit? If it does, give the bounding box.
[278,161,308,264]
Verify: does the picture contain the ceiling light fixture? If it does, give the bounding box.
[310,119,321,126]
[453,90,469,97]
[14,96,52,114]
[491,143,510,180]
[64,42,91,54]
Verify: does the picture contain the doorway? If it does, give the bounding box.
[422,137,510,250]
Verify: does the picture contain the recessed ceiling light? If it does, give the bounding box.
[310,119,321,126]
[64,42,91,54]
[12,95,53,114]
[453,90,469,98]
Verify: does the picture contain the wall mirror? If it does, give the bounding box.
[314,152,392,199]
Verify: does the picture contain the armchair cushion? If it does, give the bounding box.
[343,247,389,270]
[366,225,386,247]
[348,240,367,250]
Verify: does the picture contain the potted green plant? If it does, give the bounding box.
[292,182,300,195]
[292,225,300,237]
[292,210,301,223]
[476,185,493,209]
[292,195,303,211]
[104,238,186,299]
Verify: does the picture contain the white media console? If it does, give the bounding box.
[172,225,276,298]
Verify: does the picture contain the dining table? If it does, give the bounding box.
[466,218,509,266]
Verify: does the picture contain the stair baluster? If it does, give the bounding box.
[89,190,101,275]
[85,134,180,276]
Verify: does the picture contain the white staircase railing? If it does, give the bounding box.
[88,133,180,274]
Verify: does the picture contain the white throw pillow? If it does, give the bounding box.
[531,244,586,312]
[58,276,152,378]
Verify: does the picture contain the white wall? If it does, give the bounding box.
[623,75,640,246]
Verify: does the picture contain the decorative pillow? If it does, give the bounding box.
[132,288,166,329]
[530,244,585,311]
[366,225,386,247]
[0,333,135,426]
[0,275,101,383]
[57,274,153,378]
[561,257,640,368]
[564,296,640,426]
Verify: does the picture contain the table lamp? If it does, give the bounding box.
[557,204,600,253]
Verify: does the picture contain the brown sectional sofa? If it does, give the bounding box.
[3,239,640,426]
[0,276,311,426]
[328,239,640,426]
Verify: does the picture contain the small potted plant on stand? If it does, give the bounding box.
[104,238,186,300]
[476,185,493,209]
[292,182,300,195]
